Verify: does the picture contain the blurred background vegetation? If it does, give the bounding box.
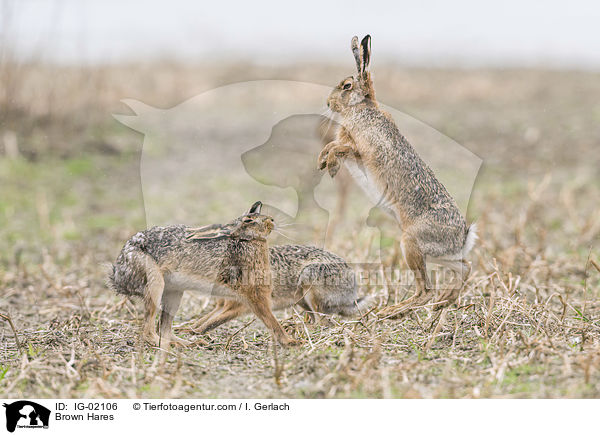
[0,0,599,398]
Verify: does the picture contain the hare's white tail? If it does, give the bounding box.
[462,223,478,257]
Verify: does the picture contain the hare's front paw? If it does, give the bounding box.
[319,142,359,177]
[326,154,341,178]
[318,141,338,170]
[319,146,342,177]
[318,148,330,170]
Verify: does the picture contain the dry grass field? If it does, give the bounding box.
[0,63,599,398]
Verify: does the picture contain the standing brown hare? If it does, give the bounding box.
[107,201,296,348]
[318,35,477,317]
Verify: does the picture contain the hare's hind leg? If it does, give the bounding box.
[297,263,357,323]
[193,300,248,334]
[378,233,432,319]
[301,289,327,325]
[158,290,191,348]
[176,300,226,333]
[296,298,318,323]
[431,258,471,309]
[297,265,328,324]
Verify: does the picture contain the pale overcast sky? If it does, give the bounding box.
[2,0,600,68]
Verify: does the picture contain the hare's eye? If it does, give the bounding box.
[343,82,352,90]
[242,217,254,224]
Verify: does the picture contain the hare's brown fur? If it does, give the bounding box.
[185,244,371,334]
[319,35,477,317]
[108,202,294,348]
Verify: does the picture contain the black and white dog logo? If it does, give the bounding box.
[3,401,50,433]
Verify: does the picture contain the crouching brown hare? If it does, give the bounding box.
[181,244,372,335]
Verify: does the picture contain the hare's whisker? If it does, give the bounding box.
[272,229,299,243]
[273,219,293,228]
[273,226,295,236]
[320,107,334,121]
[275,222,299,231]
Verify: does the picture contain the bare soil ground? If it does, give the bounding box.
[0,64,599,398]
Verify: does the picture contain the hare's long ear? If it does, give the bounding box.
[186,223,232,240]
[358,35,376,100]
[360,35,371,79]
[247,201,262,215]
[351,36,362,76]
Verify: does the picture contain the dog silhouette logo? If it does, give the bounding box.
[3,401,50,432]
